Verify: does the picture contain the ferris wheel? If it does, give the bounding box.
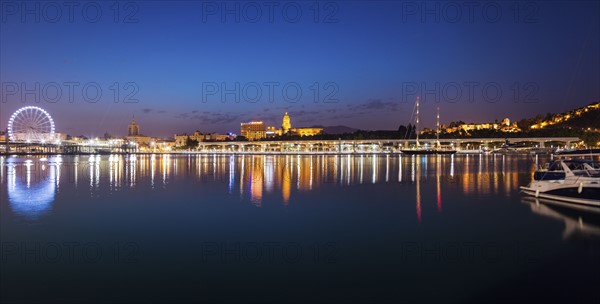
[7,106,56,143]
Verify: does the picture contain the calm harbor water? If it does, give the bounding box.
[1,154,599,303]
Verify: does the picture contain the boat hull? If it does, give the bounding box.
[555,148,600,155]
[520,182,600,207]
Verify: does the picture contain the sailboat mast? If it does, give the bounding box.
[436,106,440,147]
[416,96,420,147]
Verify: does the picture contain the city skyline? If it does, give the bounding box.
[1,1,598,137]
[2,99,598,140]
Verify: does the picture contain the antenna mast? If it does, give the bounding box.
[415,96,420,147]
[436,106,440,148]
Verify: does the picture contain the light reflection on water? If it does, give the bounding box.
[1,154,538,216]
[2,153,599,303]
[4,158,59,220]
[522,196,600,239]
[2,153,599,237]
[0,154,595,242]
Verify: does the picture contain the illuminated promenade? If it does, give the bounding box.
[0,137,581,155]
[192,137,580,153]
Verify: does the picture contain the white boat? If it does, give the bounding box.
[456,148,490,154]
[532,159,600,181]
[520,156,600,207]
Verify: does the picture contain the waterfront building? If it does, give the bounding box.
[174,130,234,146]
[54,133,68,141]
[126,135,155,145]
[125,117,154,145]
[445,118,521,134]
[266,126,279,138]
[174,130,204,146]
[266,112,323,138]
[293,127,324,137]
[241,121,266,141]
[282,112,292,133]
[202,133,233,141]
[128,117,140,136]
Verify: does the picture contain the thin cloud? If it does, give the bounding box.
[348,99,399,112]
[190,112,241,124]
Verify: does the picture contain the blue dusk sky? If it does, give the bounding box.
[0,1,598,137]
